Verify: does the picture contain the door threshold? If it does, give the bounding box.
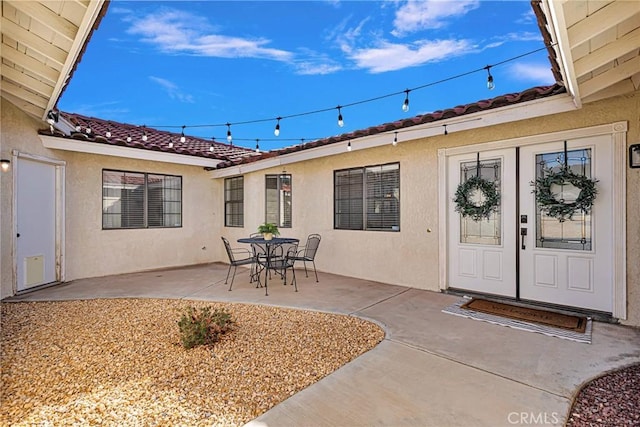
[14,281,63,297]
[444,288,616,323]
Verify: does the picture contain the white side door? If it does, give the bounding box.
[16,157,58,291]
[447,149,516,297]
[518,137,613,312]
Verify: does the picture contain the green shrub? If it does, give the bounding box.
[177,306,234,349]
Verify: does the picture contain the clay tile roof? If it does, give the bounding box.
[213,83,566,169]
[41,112,259,163]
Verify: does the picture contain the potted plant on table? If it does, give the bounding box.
[257,222,280,240]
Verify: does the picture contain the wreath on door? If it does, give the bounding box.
[532,168,598,222]
[454,175,501,221]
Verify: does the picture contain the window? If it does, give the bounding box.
[265,174,292,228]
[225,176,244,227]
[102,170,182,229]
[334,163,399,231]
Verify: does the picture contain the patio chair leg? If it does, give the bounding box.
[292,267,298,292]
[228,265,238,291]
[225,264,232,285]
[312,261,318,282]
[302,260,309,277]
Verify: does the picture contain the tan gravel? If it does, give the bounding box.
[1,299,385,426]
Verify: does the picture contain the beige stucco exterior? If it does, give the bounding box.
[1,89,639,326]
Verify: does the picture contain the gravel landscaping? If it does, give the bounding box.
[1,299,384,426]
[566,363,640,426]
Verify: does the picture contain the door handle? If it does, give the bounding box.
[520,228,527,250]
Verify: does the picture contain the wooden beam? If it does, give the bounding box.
[567,1,635,47]
[5,0,78,42]
[1,63,55,98]
[1,43,61,82]
[1,90,45,118]
[0,78,49,109]
[574,26,640,77]
[0,17,68,66]
[579,54,640,97]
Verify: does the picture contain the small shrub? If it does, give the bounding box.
[177,305,234,349]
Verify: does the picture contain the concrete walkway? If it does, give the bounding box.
[5,263,640,427]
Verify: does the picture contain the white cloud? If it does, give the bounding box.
[127,9,293,61]
[392,0,480,36]
[508,63,555,84]
[348,38,474,73]
[149,76,194,103]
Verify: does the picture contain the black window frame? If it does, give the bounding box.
[265,173,292,228]
[102,169,182,230]
[224,176,244,227]
[334,162,400,231]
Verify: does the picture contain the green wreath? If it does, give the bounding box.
[454,175,501,221]
[532,168,598,222]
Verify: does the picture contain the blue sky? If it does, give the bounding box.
[58,0,555,152]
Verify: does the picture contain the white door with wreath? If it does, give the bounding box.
[447,135,613,313]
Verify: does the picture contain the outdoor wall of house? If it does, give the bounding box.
[0,99,219,298]
[214,90,639,327]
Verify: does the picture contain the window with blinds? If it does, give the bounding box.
[224,176,244,227]
[334,163,400,231]
[102,170,182,229]
[265,174,292,228]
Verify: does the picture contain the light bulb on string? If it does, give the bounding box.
[106,128,112,138]
[141,126,148,142]
[402,89,410,112]
[485,65,495,90]
[347,140,352,152]
[255,139,260,153]
[85,127,91,134]
[75,125,81,132]
[180,125,186,143]
[337,106,344,127]
[443,124,448,135]
[274,117,281,136]
[126,134,132,142]
[226,123,233,143]
[168,138,174,148]
[209,144,214,152]
[392,132,398,146]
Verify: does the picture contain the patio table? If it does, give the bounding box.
[238,237,299,295]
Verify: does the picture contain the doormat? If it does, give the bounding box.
[442,297,592,344]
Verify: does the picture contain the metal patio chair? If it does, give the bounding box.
[221,237,256,291]
[291,234,321,282]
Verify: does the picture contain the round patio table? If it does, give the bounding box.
[238,237,299,295]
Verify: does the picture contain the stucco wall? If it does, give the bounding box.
[1,99,219,298]
[213,90,640,326]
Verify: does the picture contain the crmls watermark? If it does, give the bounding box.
[507,412,560,425]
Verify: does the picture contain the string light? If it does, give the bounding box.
[402,89,410,112]
[126,134,132,142]
[116,45,551,146]
[485,65,495,90]
[141,126,148,142]
[347,140,352,151]
[255,139,260,153]
[274,117,281,136]
[106,128,112,138]
[443,124,448,135]
[168,138,174,148]
[46,110,59,125]
[392,131,398,146]
[75,125,81,132]
[210,144,214,152]
[85,126,91,134]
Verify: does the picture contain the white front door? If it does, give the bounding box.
[447,149,517,298]
[16,157,60,291]
[447,136,614,313]
[519,137,613,312]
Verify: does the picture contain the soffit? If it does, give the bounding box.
[542,0,640,105]
[0,0,107,121]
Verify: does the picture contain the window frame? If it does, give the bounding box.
[224,176,244,227]
[265,173,292,228]
[334,162,400,232]
[102,169,182,230]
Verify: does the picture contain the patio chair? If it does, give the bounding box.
[221,237,256,291]
[258,242,299,291]
[291,234,321,282]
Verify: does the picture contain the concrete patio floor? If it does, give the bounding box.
[5,262,640,427]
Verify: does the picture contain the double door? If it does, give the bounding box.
[447,137,613,313]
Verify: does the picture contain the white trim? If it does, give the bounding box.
[40,135,222,168]
[11,150,67,292]
[438,122,627,319]
[209,93,578,178]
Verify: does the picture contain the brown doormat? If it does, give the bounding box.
[461,299,588,333]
